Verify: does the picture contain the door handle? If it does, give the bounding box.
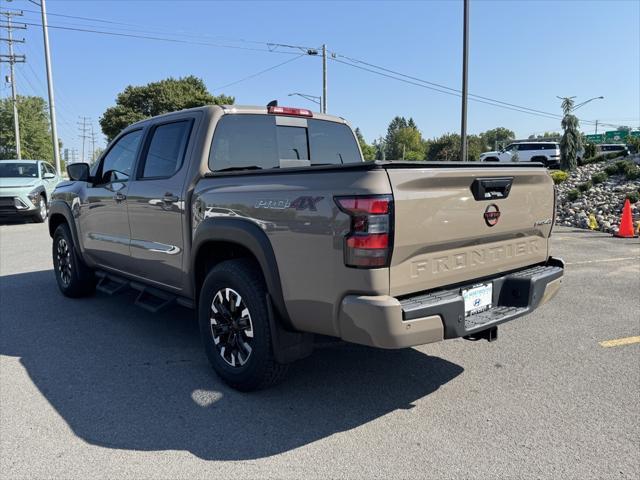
[114,192,127,202]
[163,193,179,203]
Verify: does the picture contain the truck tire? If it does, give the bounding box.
[52,223,95,297]
[32,194,48,223]
[198,259,288,391]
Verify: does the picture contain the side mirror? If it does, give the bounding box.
[43,172,56,179]
[67,162,90,182]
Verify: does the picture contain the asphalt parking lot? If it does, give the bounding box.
[1,222,638,479]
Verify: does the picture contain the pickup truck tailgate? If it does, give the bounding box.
[386,165,554,297]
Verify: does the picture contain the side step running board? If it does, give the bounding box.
[94,270,192,313]
[131,282,175,313]
[96,272,128,295]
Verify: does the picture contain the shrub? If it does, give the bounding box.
[550,171,569,184]
[567,189,581,201]
[604,164,619,175]
[605,160,637,177]
[591,172,608,184]
[623,163,640,180]
[584,142,597,158]
[626,192,639,204]
[577,181,592,192]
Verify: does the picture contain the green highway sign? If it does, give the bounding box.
[585,134,603,144]
[631,131,640,138]
[604,130,629,142]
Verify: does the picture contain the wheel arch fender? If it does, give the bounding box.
[48,200,81,249]
[191,218,293,330]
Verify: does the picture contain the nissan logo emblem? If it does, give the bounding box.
[484,204,501,227]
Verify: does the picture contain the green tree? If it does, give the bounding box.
[466,134,485,161]
[100,76,234,141]
[480,127,515,151]
[0,95,55,160]
[559,97,582,171]
[354,128,376,161]
[427,133,461,161]
[426,133,483,161]
[384,116,427,160]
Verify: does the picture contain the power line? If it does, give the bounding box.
[330,57,564,122]
[10,19,309,56]
[15,7,317,51]
[331,53,599,126]
[333,52,570,120]
[212,53,307,91]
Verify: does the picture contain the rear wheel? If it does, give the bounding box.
[32,194,48,223]
[52,223,95,297]
[198,259,288,391]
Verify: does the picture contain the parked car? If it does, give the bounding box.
[596,144,630,157]
[0,159,60,222]
[48,105,564,390]
[480,142,561,168]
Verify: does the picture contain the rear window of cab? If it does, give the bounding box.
[208,114,362,171]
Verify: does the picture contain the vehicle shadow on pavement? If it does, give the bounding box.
[0,269,463,461]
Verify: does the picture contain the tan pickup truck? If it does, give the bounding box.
[49,104,564,390]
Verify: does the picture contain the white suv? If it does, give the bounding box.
[480,142,561,168]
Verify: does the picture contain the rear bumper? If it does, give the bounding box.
[338,257,564,348]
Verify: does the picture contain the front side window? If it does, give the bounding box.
[99,129,144,182]
[209,115,362,171]
[141,121,191,178]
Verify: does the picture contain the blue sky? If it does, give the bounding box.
[3,0,639,159]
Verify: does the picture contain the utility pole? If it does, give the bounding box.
[0,11,26,159]
[78,116,90,163]
[595,120,598,134]
[39,0,61,175]
[460,0,470,161]
[89,123,98,163]
[322,44,327,114]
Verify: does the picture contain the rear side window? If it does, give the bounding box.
[210,115,278,171]
[209,114,361,171]
[141,121,192,178]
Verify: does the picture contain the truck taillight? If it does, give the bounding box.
[267,106,313,117]
[335,195,393,268]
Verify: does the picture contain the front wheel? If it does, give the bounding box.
[198,259,288,391]
[52,223,95,297]
[32,194,48,223]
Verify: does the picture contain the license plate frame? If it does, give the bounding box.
[462,283,493,317]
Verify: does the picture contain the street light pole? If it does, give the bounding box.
[460,0,469,161]
[572,96,604,111]
[288,92,321,106]
[40,0,61,175]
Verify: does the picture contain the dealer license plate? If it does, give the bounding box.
[462,283,493,317]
